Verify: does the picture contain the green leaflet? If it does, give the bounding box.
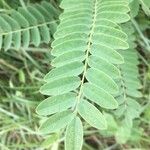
[88,56,120,79]
[60,10,92,20]
[41,1,60,17]
[52,51,85,67]
[39,110,75,134]
[40,76,81,96]
[36,93,76,116]
[57,19,92,30]
[18,7,41,47]
[129,0,140,18]
[90,44,124,64]
[94,25,127,40]
[60,0,93,9]
[44,62,84,82]
[0,16,12,50]
[97,12,130,23]
[2,14,21,49]
[65,117,83,150]
[78,100,107,130]
[93,34,129,50]
[11,10,29,27]
[27,5,51,43]
[86,68,119,94]
[54,25,90,40]
[83,83,118,109]
[95,19,121,29]
[11,10,30,48]
[125,98,141,123]
[52,39,87,56]
[98,4,130,13]
[52,33,88,47]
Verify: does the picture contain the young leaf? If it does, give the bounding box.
[40,76,81,96]
[83,83,118,109]
[78,100,107,130]
[86,68,119,94]
[36,93,76,116]
[44,62,84,82]
[39,110,75,134]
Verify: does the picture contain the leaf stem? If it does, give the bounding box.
[73,0,98,112]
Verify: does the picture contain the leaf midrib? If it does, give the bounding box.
[74,0,98,111]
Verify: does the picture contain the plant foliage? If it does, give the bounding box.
[0,1,59,50]
[36,0,135,149]
[0,0,149,149]
[115,23,142,127]
[109,23,142,144]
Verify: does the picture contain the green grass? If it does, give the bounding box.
[0,46,54,149]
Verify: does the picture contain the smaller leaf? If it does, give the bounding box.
[39,110,75,134]
[44,62,84,82]
[86,68,119,94]
[126,89,142,98]
[36,92,76,116]
[129,0,140,18]
[88,56,120,79]
[97,12,130,24]
[78,100,107,130]
[52,51,85,67]
[40,76,81,96]
[65,117,83,150]
[83,83,118,109]
[90,44,124,64]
